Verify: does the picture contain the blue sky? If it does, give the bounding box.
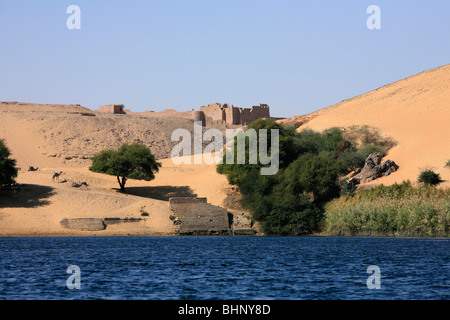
[0,1,449,118]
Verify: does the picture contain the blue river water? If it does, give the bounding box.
[0,236,448,300]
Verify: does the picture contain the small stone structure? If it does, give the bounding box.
[103,217,143,225]
[200,103,270,126]
[60,218,106,231]
[169,197,231,235]
[60,217,143,231]
[98,104,126,114]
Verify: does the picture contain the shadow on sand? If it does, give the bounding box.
[116,185,198,201]
[0,184,55,208]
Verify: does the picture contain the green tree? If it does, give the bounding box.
[217,120,346,186]
[89,143,161,192]
[281,153,346,203]
[217,120,352,235]
[0,139,18,186]
[217,118,289,185]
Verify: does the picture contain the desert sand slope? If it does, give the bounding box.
[0,102,203,169]
[0,102,233,236]
[299,64,450,187]
[0,156,230,237]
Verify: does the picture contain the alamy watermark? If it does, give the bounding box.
[65,5,380,31]
[366,265,381,289]
[66,265,81,290]
[66,5,81,30]
[171,121,279,176]
[367,5,381,30]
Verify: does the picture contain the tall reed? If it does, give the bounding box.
[324,181,450,237]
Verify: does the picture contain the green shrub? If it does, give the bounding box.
[418,169,441,186]
[339,150,365,172]
[340,178,358,196]
[0,139,18,186]
[445,160,450,169]
[338,142,387,173]
[358,143,386,159]
[343,125,397,151]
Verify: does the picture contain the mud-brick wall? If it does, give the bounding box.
[200,105,225,123]
[169,197,230,234]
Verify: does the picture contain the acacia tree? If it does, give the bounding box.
[89,143,161,192]
[0,139,18,186]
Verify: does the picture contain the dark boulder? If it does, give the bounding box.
[353,152,399,183]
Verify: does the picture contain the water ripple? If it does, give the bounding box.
[0,236,448,300]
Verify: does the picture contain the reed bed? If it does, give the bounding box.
[324,181,450,237]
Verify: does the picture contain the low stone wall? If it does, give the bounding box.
[169,197,208,205]
[60,217,144,231]
[60,218,106,231]
[103,217,143,225]
[169,197,231,235]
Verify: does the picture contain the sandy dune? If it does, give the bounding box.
[294,64,450,187]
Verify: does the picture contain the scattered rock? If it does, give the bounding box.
[71,181,88,188]
[233,229,257,236]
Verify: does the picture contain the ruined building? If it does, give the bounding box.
[98,104,126,114]
[95,102,269,126]
[200,103,270,126]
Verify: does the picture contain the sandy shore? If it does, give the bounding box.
[0,156,230,237]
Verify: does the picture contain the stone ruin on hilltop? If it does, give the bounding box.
[96,102,271,127]
[200,103,270,126]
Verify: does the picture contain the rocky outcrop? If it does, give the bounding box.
[354,152,399,183]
